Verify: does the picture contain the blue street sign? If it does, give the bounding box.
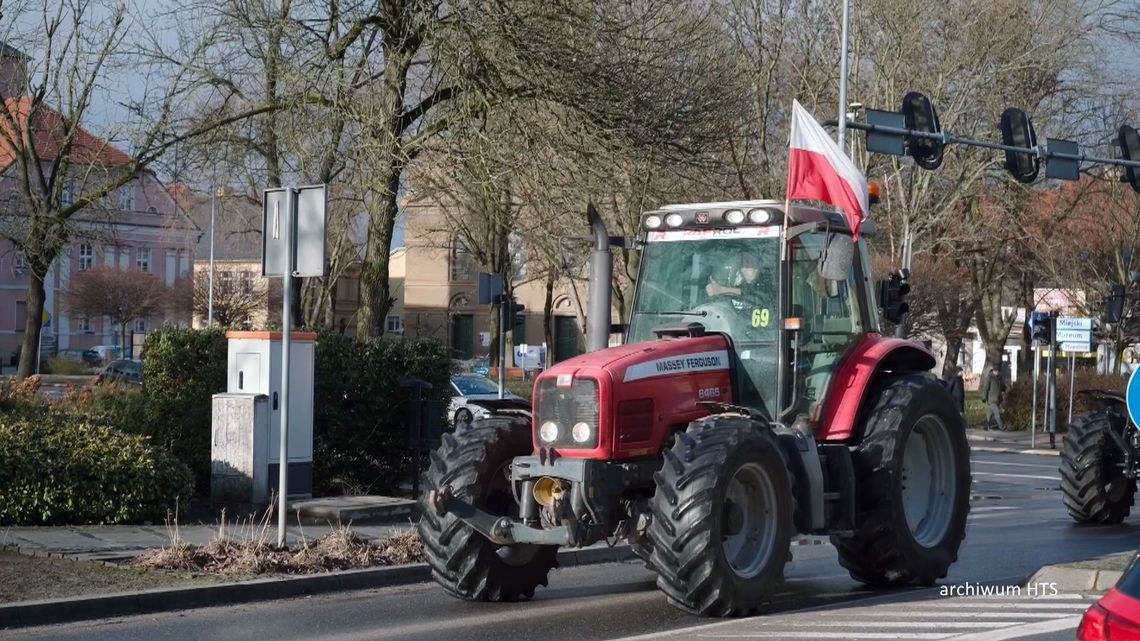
[1127,367,1140,429]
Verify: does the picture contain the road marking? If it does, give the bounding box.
[973,460,1060,470]
[942,615,1082,640]
[699,633,951,639]
[765,621,1020,628]
[969,506,1019,512]
[972,471,1060,481]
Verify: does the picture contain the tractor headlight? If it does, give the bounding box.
[571,422,592,443]
[644,215,662,229]
[665,213,683,227]
[748,208,771,224]
[723,209,744,224]
[539,421,559,443]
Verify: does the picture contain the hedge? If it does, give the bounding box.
[0,410,192,525]
[312,333,453,495]
[141,327,227,403]
[1002,369,1127,431]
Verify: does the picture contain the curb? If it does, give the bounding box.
[1027,564,1124,595]
[971,445,1061,457]
[0,544,638,629]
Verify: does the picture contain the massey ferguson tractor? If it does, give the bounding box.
[417,198,971,616]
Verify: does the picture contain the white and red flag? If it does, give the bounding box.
[786,99,869,238]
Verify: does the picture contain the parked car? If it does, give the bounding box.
[81,349,102,366]
[93,359,142,387]
[1077,550,1140,640]
[89,344,123,364]
[448,374,528,427]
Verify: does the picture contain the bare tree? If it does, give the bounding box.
[0,0,276,378]
[191,270,265,329]
[65,267,168,354]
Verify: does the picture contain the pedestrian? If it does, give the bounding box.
[981,364,1007,431]
[945,365,965,415]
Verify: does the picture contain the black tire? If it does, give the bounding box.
[1060,411,1136,525]
[453,407,474,428]
[831,373,971,587]
[416,416,559,601]
[646,415,794,616]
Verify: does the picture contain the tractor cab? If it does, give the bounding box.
[626,200,880,424]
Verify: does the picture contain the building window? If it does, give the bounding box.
[78,243,93,271]
[136,247,151,272]
[78,315,92,333]
[220,271,233,290]
[134,318,146,332]
[61,180,75,206]
[450,238,476,282]
[13,251,26,270]
[119,183,134,211]
[147,206,157,214]
[386,315,403,333]
[237,271,253,294]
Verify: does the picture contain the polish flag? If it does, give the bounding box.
[786,99,869,238]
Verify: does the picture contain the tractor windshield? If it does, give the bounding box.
[627,227,781,414]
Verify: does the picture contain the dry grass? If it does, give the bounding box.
[131,506,424,576]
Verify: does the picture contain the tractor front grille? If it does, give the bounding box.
[535,377,599,449]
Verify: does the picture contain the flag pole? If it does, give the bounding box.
[837,0,851,149]
[778,104,795,421]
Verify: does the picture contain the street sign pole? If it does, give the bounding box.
[498,296,507,400]
[1068,352,1076,426]
[1047,315,1057,448]
[1031,344,1039,449]
[277,188,295,548]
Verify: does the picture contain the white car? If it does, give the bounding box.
[449,374,530,427]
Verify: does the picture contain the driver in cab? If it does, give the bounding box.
[706,253,766,305]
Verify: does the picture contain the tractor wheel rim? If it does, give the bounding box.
[901,414,956,547]
[721,461,779,579]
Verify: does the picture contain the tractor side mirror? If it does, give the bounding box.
[819,233,854,281]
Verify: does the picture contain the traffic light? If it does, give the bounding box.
[510,300,526,325]
[1028,311,1052,345]
[1000,108,1040,183]
[878,271,910,324]
[1119,125,1140,194]
[902,92,944,170]
[1105,284,1126,324]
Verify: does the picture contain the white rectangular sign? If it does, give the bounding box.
[1057,317,1092,330]
[1060,341,1092,354]
[262,184,327,277]
[646,226,779,242]
[1056,328,1092,343]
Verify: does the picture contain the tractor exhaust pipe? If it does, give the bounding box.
[586,203,612,353]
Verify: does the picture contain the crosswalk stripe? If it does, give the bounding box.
[809,611,1080,619]
[931,602,1092,610]
[698,632,952,639]
[766,621,1023,629]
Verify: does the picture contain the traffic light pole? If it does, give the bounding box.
[1031,343,1039,449]
[1046,312,1058,449]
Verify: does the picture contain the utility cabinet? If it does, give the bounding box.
[211,331,317,505]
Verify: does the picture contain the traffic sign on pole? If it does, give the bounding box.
[1127,366,1140,430]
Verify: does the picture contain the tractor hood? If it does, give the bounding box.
[532,334,734,459]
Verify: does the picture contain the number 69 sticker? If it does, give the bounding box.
[751,308,770,327]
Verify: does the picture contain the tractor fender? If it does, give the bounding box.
[815,335,937,442]
[1076,389,1128,417]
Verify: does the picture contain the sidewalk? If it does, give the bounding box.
[966,426,1064,456]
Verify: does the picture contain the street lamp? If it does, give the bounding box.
[207,186,226,327]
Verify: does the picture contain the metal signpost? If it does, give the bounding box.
[262,184,327,547]
[1057,316,1092,431]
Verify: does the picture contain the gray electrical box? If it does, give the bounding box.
[211,393,271,511]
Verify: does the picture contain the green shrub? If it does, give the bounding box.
[0,409,192,525]
[42,357,92,375]
[313,333,453,495]
[141,327,227,403]
[62,386,213,497]
[1002,369,1127,431]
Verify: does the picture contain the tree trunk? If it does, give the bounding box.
[16,270,47,379]
[942,335,963,379]
[358,169,402,337]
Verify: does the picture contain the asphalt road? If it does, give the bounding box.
[4,449,1136,641]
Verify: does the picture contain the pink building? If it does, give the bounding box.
[0,44,199,362]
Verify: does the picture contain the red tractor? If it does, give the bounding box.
[418,199,971,616]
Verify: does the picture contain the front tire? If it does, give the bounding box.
[646,415,793,616]
[1060,411,1136,524]
[416,416,559,601]
[832,374,970,586]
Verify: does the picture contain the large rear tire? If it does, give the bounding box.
[1060,411,1136,525]
[646,415,793,616]
[831,373,971,586]
[416,416,559,601]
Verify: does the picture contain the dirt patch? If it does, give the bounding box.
[0,548,234,604]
